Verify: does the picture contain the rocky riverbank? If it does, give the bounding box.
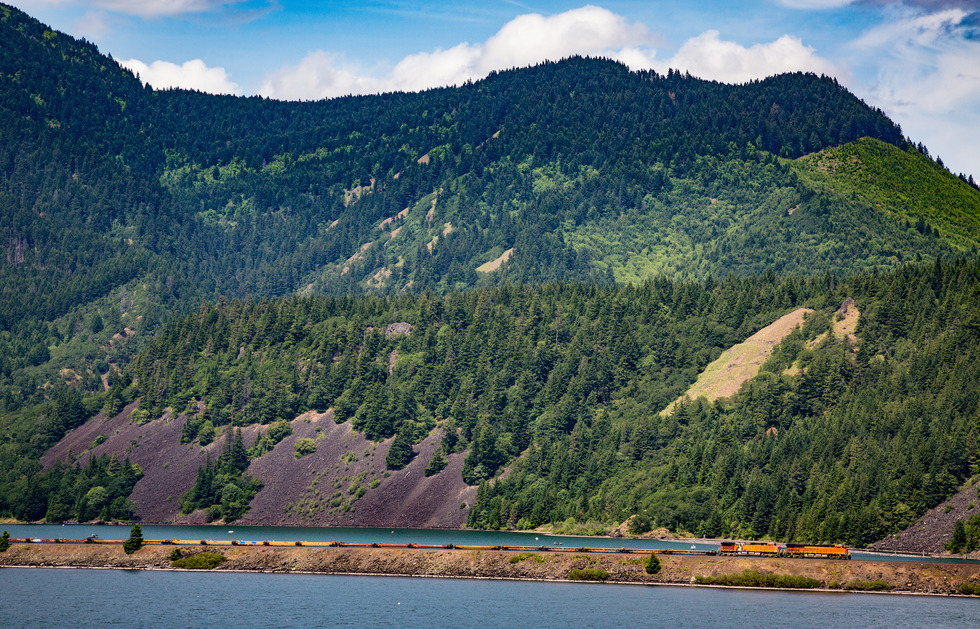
[3,542,980,596]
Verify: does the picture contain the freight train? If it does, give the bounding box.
[718,541,850,559]
[8,537,849,558]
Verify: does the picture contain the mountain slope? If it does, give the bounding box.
[794,137,980,251]
[3,5,980,546]
[9,258,977,549]
[5,2,977,419]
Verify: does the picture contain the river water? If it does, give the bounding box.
[3,523,976,565]
[2,568,978,628]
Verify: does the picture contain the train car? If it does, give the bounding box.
[739,543,781,557]
[718,542,740,555]
[784,543,850,559]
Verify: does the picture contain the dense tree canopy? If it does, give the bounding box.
[2,5,980,540]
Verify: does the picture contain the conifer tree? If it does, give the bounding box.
[644,551,661,574]
[123,524,144,554]
[386,431,416,470]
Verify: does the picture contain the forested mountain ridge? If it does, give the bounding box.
[3,3,979,415]
[3,4,980,546]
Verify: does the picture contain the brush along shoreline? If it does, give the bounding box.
[2,543,979,596]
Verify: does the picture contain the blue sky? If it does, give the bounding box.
[9,1,980,178]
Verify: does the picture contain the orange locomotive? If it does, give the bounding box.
[739,542,781,557]
[717,541,850,559]
[783,543,850,559]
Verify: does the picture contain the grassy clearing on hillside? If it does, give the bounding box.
[794,138,980,251]
[662,307,812,414]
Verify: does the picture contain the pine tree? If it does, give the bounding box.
[123,524,144,554]
[947,520,968,554]
[644,551,661,574]
[0,530,10,552]
[386,431,416,470]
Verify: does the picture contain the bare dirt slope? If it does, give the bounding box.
[39,402,236,523]
[242,411,474,528]
[41,406,475,528]
[662,307,813,414]
[871,482,980,556]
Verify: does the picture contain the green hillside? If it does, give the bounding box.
[2,4,980,544]
[468,258,980,544]
[4,0,977,415]
[793,137,980,251]
[5,258,979,547]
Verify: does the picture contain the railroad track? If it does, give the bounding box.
[6,538,849,558]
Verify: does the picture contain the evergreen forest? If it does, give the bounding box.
[2,4,980,546]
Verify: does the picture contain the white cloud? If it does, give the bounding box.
[849,8,980,175]
[629,30,840,84]
[121,58,240,94]
[256,51,387,99]
[260,5,657,100]
[95,1,224,17]
[477,5,652,72]
[261,5,839,100]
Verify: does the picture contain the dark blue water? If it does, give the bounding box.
[1,568,977,628]
[4,523,977,565]
[0,523,706,550]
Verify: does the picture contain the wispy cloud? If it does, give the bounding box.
[16,0,272,19]
[779,0,979,9]
[121,57,240,94]
[777,0,857,8]
[849,6,980,173]
[74,10,110,40]
[859,1,979,9]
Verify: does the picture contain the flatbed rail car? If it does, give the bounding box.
[784,544,851,559]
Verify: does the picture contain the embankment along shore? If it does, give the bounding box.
[3,542,980,596]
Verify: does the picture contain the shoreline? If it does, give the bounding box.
[4,563,975,598]
[6,564,977,601]
[3,543,979,597]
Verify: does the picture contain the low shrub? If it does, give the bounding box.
[695,570,820,589]
[168,548,183,561]
[171,552,226,570]
[509,552,545,564]
[958,582,980,595]
[294,438,316,458]
[841,579,893,591]
[568,568,609,581]
[549,519,610,537]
